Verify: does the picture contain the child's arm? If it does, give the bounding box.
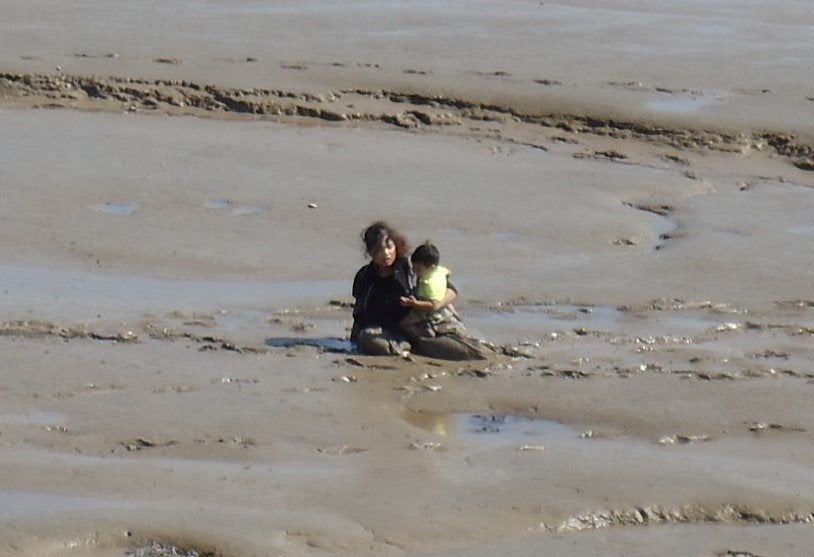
[437,287,457,310]
[400,286,458,310]
[400,295,444,311]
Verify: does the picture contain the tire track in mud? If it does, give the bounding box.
[1,71,813,172]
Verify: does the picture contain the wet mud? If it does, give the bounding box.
[1,298,813,555]
[2,2,813,554]
[2,71,813,173]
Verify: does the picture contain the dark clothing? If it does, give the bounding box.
[351,258,415,342]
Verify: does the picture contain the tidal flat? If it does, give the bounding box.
[0,1,813,556]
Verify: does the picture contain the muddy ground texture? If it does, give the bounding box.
[2,71,813,174]
[1,296,813,556]
[1,5,814,553]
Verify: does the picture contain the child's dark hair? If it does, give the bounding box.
[411,241,440,266]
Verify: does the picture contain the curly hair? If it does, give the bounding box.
[362,221,409,261]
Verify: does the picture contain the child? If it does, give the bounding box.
[399,242,464,338]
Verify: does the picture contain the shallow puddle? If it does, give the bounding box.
[96,202,137,215]
[404,411,575,447]
[265,336,353,352]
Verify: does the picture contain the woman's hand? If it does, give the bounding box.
[400,295,418,307]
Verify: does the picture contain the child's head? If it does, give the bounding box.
[410,242,440,277]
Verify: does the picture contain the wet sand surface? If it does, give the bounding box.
[1,1,813,556]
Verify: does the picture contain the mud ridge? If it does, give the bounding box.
[550,504,814,532]
[0,319,265,354]
[1,71,812,170]
[0,318,514,362]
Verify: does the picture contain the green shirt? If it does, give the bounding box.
[417,265,450,302]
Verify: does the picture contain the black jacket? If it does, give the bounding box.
[351,258,415,342]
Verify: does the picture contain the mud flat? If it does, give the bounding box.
[1,1,813,556]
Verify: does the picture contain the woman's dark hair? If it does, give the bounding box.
[362,221,409,260]
[410,241,440,266]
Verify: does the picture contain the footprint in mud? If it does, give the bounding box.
[153,57,181,65]
[404,69,431,75]
[534,78,562,86]
[280,63,308,70]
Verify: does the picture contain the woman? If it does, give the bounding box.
[351,221,462,357]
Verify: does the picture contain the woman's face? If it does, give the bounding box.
[371,236,397,268]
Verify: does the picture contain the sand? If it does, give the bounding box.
[1,1,813,556]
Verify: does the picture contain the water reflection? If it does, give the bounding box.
[97,202,137,215]
[265,336,353,353]
[403,411,575,446]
